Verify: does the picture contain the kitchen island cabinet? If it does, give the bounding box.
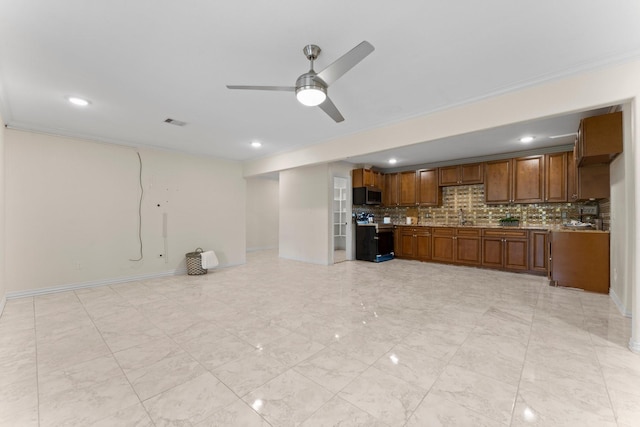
[550,231,609,293]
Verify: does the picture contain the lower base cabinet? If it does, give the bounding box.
[481,229,529,271]
[432,228,481,265]
[395,226,547,275]
[398,227,432,261]
[550,231,609,293]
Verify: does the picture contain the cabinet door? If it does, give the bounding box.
[567,148,578,201]
[393,228,402,257]
[455,236,481,265]
[400,231,415,258]
[399,171,417,206]
[545,152,567,202]
[438,166,459,186]
[363,169,375,187]
[460,163,484,184]
[485,160,511,204]
[374,172,384,190]
[529,230,549,273]
[577,164,610,200]
[432,229,455,262]
[417,169,440,206]
[504,238,529,270]
[578,111,623,166]
[481,237,503,268]
[383,173,399,206]
[416,231,432,260]
[513,156,544,203]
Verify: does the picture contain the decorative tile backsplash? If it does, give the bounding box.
[353,184,606,228]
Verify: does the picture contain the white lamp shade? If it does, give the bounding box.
[296,87,326,106]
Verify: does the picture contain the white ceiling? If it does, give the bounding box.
[1,1,639,169]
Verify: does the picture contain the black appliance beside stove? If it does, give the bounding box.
[355,223,394,262]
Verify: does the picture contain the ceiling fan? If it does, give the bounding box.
[227,41,375,123]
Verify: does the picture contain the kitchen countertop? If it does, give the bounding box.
[391,223,609,233]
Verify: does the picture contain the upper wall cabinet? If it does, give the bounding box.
[399,171,417,206]
[439,163,483,186]
[545,152,568,203]
[383,173,399,206]
[485,156,545,204]
[352,168,382,188]
[577,111,622,166]
[417,168,441,206]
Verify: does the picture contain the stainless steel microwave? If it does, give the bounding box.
[353,187,382,205]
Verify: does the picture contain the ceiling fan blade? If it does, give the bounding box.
[315,41,374,86]
[226,85,295,91]
[318,97,344,123]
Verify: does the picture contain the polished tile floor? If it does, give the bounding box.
[1,250,638,426]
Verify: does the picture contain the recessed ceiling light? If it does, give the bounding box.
[67,96,90,106]
[388,158,397,164]
[251,141,262,148]
[519,136,534,143]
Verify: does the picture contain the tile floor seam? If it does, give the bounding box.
[72,288,157,427]
[32,297,41,427]
[507,279,542,427]
[587,310,623,427]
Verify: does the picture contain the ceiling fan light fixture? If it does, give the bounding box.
[296,86,326,107]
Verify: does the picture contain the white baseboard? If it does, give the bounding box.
[7,269,183,299]
[630,338,640,354]
[5,261,246,300]
[609,288,632,317]
[246,246,278,253]
[0,296,6,318]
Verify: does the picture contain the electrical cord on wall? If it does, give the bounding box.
[129,151,144,261]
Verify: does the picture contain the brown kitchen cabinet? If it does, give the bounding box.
[352,168,375,188]
[374,171,384,190]
[485,156,544,204]
[545,152,568,202]
[569,146,610,201]
[432,228,455,263]
[383,173,399,206]
[577,111,622,166]
[431,227,481,265]
[439,163,484,186]
[397,227,432,260]
[481,229,529,271]
[550,231,609,293]
[529,230,549,274]
[399,171,417,206]
[417,168,441,206]
[484,159,511,204]
[455,228,482,265]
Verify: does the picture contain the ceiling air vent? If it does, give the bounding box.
[164,118,187,126]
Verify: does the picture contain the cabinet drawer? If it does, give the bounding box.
[483,229,528,238]
[432,227,455,236]
[456,228,480,237]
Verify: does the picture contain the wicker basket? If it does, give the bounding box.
[185,248,207,275]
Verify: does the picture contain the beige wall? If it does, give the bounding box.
[610,102,634,315]
[246,177,279,251]
[279,164,330,265]
[0,112,6,313]
[4,129,246,295]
